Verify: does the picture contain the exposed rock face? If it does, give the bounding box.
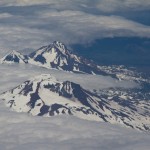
[1,74,150,131]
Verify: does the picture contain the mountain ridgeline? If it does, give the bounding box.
[0,74,150,131]
[1,41,150,132]
[0,41,107,75]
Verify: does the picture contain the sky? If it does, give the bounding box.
[0,0,150,58]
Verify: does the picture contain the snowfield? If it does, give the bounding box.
[0,63,150,150]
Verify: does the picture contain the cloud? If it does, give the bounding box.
[0,64,138,94]
[94,0,150,12]
[0,0,150,12]
[0,13,13,18]
[0,25,53,56]
[0,0,150,57]
[0,0,150,11]
[0,100,150,150]
[0,10,150,57]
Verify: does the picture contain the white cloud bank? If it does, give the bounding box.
[0,0,150,12]
[0,63,148,147]
[0,100,150,150]
[0,64,138,93]
[0,2,149,149]
[0,0,150,57]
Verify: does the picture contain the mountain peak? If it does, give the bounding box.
[1,50,28,64]
[0,41,106,75]
[1,74,150,131]
[52,41,68,55]
[53,41,66,48]
[6,50,22,56]
[10,50,19,54]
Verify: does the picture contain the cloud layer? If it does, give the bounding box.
[0,64,138,93]
[0,0,150,57]
[1,0,150,12]
[0,100,150,150]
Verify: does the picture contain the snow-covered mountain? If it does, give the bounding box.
[1,74,150,131]
[0,50,28,64]
[1,41,150,132]
[0,41,108,75]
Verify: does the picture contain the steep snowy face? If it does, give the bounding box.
[28,41,72,69]
[0,50,28,64]
[28,41,110,75]
[0,41,109,75]
[53,41,69,55]
[0,74,150,131]
[0,74,101,121]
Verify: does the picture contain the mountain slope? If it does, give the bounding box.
[0,74,150,131]
[0,50,28,64]
[28,41,101,74]
[0,41,109,75]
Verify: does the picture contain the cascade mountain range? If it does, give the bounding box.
[0,41,150,132]
[1,41,108,75]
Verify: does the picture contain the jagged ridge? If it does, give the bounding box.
[0,74,150,131]
[0,41,109,75]
[1,50,28,64]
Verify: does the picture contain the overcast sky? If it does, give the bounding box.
[0,0,150,57]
